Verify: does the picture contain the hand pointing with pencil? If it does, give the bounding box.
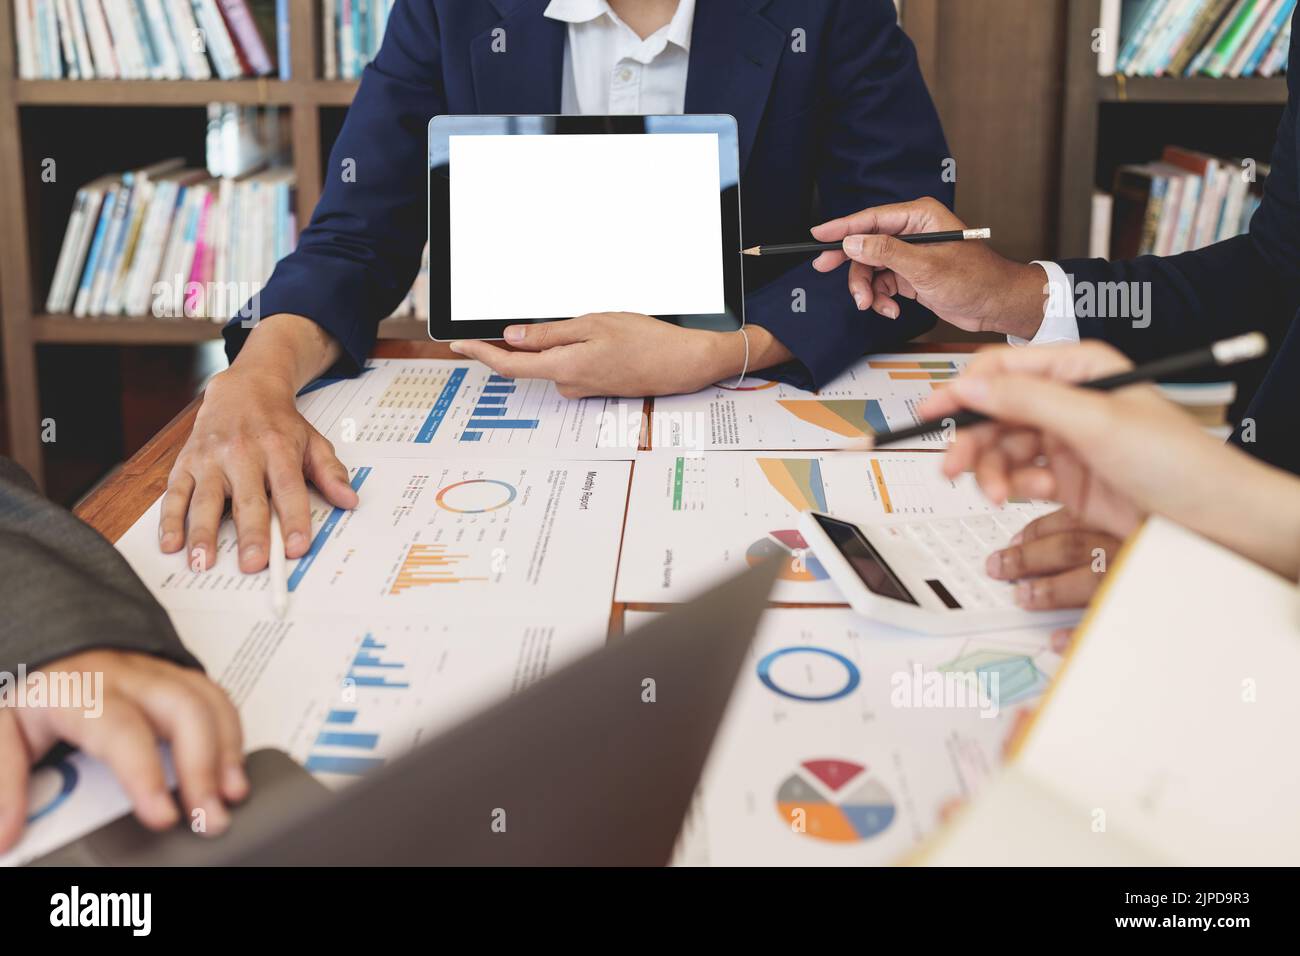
[810,197,1049,340]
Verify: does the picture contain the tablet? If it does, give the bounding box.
[427,114,744,341]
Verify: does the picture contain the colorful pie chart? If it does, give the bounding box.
[746,529,827,582]
[775,759,896,843]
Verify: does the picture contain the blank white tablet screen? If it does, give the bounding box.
[448,133,726,322]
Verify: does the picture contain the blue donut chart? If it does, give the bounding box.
[757,647,861,702]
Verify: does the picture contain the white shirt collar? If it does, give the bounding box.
[544,0,695,53]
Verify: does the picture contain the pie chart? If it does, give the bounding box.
[775,759,896,842]
[746,529,827,582]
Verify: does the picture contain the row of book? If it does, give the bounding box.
[1103,145,1267,259]
[13,0,287,80]
[321,0,396,80]
[1100,0,1294,77]
[46,158,297,320]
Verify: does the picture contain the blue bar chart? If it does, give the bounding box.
[303,633,411,777]
[461,375,541,442]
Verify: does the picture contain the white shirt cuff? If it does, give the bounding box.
[1008,261,1082,346]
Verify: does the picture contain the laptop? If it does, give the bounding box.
[30,558,780,866]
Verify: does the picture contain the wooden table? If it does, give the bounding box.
[75,340,979,635]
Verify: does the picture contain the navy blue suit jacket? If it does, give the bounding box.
[225,0,952,389]
[1061,10,1300,476]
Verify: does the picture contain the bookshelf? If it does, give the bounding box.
[0,3,422,491]
[1059,0,1289,257]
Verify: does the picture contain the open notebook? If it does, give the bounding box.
[920,516,1300,866]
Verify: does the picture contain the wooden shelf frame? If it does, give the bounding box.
[0,2,373,488]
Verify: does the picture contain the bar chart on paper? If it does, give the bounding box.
[161,611,610,791]
[296,359,635,458]
[650,353,971,451]
[281,616,612,783]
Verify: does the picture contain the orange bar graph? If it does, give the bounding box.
[870,459,893,514]
[389,543,487,594]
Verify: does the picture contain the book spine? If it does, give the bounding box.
[1207,0,1260,75]
[1154,0,1209,76]
[155,186,191,317]
[52,0,79,77]
[192,0,238,78]
[1169,0,1233,74]
[91,176,136,315]
[168,0,211,79]
[189,190,214,288]
[1118,0,1166,72]
[1258,15,1289,72]
[66,0,96,77]
[1189,0,1248,72]
[1139,175,1168,255]
[341,0,355,79]
[79,0,118,77]
[106,179,154,314]
[125,0,162,78]
[1244,0,1296,73]
[1172,175,1201,253]
[126,180,175,314]
[1228,0,1280,74]
[217,0,273,74]
[276,0,291,79]
[1131,0,1183,75]
[74,186,116,317]
[47,191,88,313]
[323,0,337,79]
[15,0,37,79]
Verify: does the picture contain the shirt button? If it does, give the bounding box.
[618,67,633,83]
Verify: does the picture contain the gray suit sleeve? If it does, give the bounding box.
[0,457,201,676]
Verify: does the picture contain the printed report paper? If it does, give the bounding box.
[615,451,1049,603]
[117,457,631,619]
[619,609,1061,866]
[651,353,973,451]
[297,359,639,460]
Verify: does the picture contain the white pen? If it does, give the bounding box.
[269,511,288,619]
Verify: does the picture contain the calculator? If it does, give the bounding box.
[798,511,1082,634]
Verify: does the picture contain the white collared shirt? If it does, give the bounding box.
[543,0,695,115]
[1009,261,1082,346]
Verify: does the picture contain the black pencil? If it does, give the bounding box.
[868,332,1270,448]
[742,228,991,257]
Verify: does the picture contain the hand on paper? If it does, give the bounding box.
[0,650,246,852]
[985,508,1121,611]
[160,352,357,574]
[810,197,1048,340]
[449,312,790,399]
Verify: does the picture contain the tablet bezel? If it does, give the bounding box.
[426,114,744,342]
